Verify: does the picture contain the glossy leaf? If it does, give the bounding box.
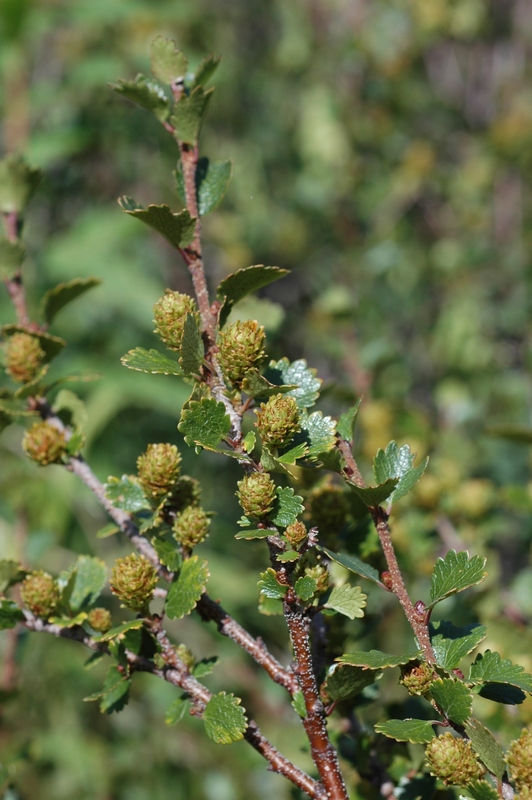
[258,568,287,600]
[203,692,247,744]
[165,696,190,726]
[468,650,532,693]
[375,719,435,744]
[121,347,183,376]
[170,86,214,144]
[150,36,188,85]
[464,719,506,779]
[105,475,151,513]
[179,313,203,375]
[318,547,382,586]
[373,441,428,505]
[429,678,473,725]
[178,398,231,450]
[0,237,25,280]
[297,411,336,458]
[429,550,487,608]
[41,277,101,325]
[430,621,487,670]
[336,650,422,670]
[217,265,289,327]
[166,556,209,620]
[324,584,367,620]
[113,74,170,123]
[323,664,380,701]
[119,197,196,249]
[264,358,321,409]
[0,599,24,630]
[271,486,304,527]
[295,575,317,601]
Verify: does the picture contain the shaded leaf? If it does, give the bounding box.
[429,621,487,670]
[105,475,150,513]
[0,237,25,280]
[178,398,231,450]
[477,683,526,704]
[41,278,101,325]
[429,679,473,725]
[375,719,435,744]
[324,664,381,702]
[240,369,297,400]
[347,478,398,508]
[264,358,321,410]
[192,54,221,88]
[96,619,145,642]
[150,36,187,84]
[462,780,500,800]
[336,650,422,669]
[337,399,362,442]
[324,584,367,620]
[469,650,532,693]
[291,690,307,718]
[464,719,505,779]
[0,599,24,630]
[318,547,382,586]
[258,595,284,615]
[67,555,107,612]
[258,568,287,600]
[429,550,487,608]
[179,313,203,375]
[271,486,304,527]
[0,153,42,213]
[119,197,196,249]
[203,692,247,744]
[0,560,28,594]
[166,556,209,619]
[121,347,183,376]
[150,536,182,572]
[84,664,131,714]
[217,265,289,327]
[53,389,88,433]
[165,696,191,726]
[295,575,317,601]
[373,441,428,505]
[175,157,233,216]
[113,74,170,122]
[170,86,214,144]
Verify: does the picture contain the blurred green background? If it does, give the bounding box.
[2,0,532,798]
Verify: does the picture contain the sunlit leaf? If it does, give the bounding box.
[150,36,188,85]
[336,650,422,669]
[429,621,487,670]
[178,398,231,450]
[373,441,428,505]
[429,550,487,608]
[324,584,367,620]
[166,556,209,619]
[217,265,289,327]
[119,197,196,249]
[203,692,247,744]
[121,348,183,376]
[113,74,170,123]
[429,679,473,725]
[271,486,304,527]
[258,568,287,600]
[375,719,434,744]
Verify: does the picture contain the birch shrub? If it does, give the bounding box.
[1,37,531,800]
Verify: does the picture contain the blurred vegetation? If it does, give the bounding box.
[1,0,532,798]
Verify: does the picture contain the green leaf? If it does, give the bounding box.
[430,621,487,670]
[336,650,422,670]
[429,550,487,608]
[150,36,188,85]
[291,690,307,718]
[242,431,256,453]
[240,370,297,400]
[337,399,362,442]
[234,528,272,540]
[216,266,289,327]
[165,695,191,726]
[295,576,317,601]
[40,278,101,325]
[96,619,145,642]
[67,555,107,612]
[373,441,429,505]
[179,313,203,375]
[324,584,367,620]
[276,442,309,464]
[119,197,196,249]
[192,657,219,678]
[0,237,25,280]
[121,347,183,376]
[53,389,88,433]
[150,535,182,572]
[203,692,247,744]
[84,664,131,714]
[113,74,170,123]
[0,599,24,630]
[0,560,28,593]
[96,523,119,539]
[464,719,505,779]
[105,475,151,513]
[192,53,221,88]
[170,86,214,144]
[461,780,500,800]
[297,411,337,458]
[264,358,321,409]
[49,612,88,628]
[318,547,382,586]
[276,550,300,562]
[258,568,287,600]
[374,719,435,744]
[324,664,381,701]
[271,486,304,527]
[0,153,42,213]
[468,650,532,693]
[166,556,209,619]
[429,679,473,725]
[347,478,399,508]
[178,398,231,450]
[258,595,284,615]
[84,652,106,670]
[175,158,233,216]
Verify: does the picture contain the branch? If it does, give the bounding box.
[2,211,30,326]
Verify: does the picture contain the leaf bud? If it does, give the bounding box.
[22,421,67,465]
[304,564,329,595]
[255,393,300,449]
[425,733,484,786]
[236,472,277,519]
[218,320,266,383]
[153,290,198,350]
[87,607,112,633]
[285,520,307,547]
[507,729,532,790]
[172,505,210,550]
[399,661,434,696]
[110,553,158,612]
[4,332,45,384]
[20,570,60,618]
[137,443,182,500]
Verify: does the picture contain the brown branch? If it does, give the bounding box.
[2,211,30,326]
[284,595,349,800]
